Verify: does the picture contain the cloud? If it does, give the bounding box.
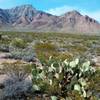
[45,5,78,16]
[45,6,100,22]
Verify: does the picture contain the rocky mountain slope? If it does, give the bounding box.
[0,4,100,34]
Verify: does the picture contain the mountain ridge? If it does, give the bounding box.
[0,4,100,34]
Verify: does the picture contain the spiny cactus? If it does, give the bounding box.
[32,57,96,99]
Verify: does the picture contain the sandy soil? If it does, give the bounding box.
[0,52,27,64]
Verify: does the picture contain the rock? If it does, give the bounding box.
[92,56,100,67]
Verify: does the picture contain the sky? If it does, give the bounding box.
[0,0,100,22]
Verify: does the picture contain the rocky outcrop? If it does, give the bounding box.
[0,9,10,26]
[58,10,100,33]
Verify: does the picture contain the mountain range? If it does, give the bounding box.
[0,4,100,34]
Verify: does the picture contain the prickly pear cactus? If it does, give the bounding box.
[32,57,96,99]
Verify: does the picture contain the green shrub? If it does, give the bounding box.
[88,70,100,99]
[35,42,57,52]
[35,42,73,63]
[0,44,9,52]
[11,38,27,48]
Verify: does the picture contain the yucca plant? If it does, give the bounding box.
[32,57,96,99]
[1,62,33,99]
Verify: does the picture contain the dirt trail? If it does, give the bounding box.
[0,52,17,64]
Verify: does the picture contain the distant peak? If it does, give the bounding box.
[19,4,33,8]
[12,4,36,10]
[70,10,80,13]
[63,10,82,16]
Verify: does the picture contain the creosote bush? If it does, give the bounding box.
[35,42,73,63]
[35,42,57,51]
[11,38,27,49]
[32,57,97,99]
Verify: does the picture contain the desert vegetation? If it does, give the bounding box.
[0,31,100,100]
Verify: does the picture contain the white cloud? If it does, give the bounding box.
[45,6,100,22]
[45,5,78,16]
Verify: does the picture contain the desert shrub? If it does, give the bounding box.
[1,62,32,99]
[35,42,57,52]
[1,35,10,41]
[95,48,100,55]
[10,38,27,49]
[9,46,36,62]
[35,42,57,63]
[0,34,10,46]
[56,52,73,61]
[2,61,32,79]
[88,70,100,99]
[36,52,73,65]
[35,42,73,63]
[0,44,9,52]
[31,57,97,99]
[65,45,88,55]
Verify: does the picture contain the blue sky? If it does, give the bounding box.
[0,0,100,22]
